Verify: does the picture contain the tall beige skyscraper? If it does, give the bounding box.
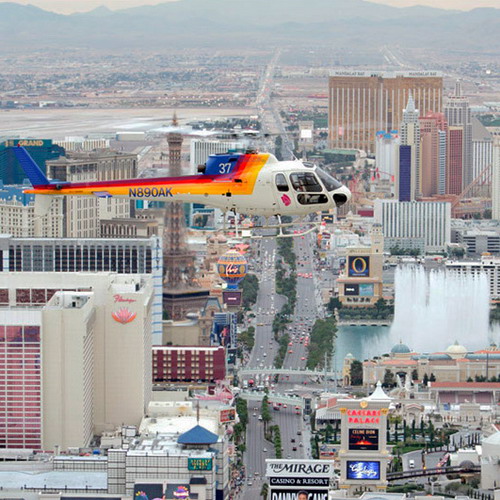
[328,71,443,154]
[492,139,500,221]
[0,272,153,451]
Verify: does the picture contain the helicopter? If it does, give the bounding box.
[14,146,351,237]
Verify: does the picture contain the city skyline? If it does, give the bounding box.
[0,0,499,14]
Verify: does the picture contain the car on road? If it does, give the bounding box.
[263,448,268,452]
[292,446,297,451]
[257,323,264,326]
[409,459,415,468]
[297,431,302,435]
[291,438,295,443]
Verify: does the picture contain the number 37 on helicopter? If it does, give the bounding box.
[14,146,351,237]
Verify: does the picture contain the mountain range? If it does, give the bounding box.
[0,0,498,51]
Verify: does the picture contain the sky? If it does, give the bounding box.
[1,0,499,14]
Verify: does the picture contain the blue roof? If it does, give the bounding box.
[391,342,411,354]
[178,425,218,445]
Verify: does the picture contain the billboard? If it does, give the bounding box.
[165,485,190,500]
[270,477,330,487]
[344,283,374,297]
[187,457,213,471]
[266,460,334,478]
[270,489,329,500]
[222,290,242,306]
[133,484,164,500]
[359,284,374,297]
[348,429,379,451]
[220,408,236,423]
[346,461,380,480]
[348,256,370,277]
[319,444,338,460]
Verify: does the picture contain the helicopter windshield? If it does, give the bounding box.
[315,167,343,192]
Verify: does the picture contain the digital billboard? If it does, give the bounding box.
[344,284,359,296]
[358,284,374,297]
[346,461,380,480]
[348,429,379,451]
[222,290,242,306]
[133,484,164,500]
[270,489,329,500]
[348,256,370,277]
[165,484,190,500]
[187,457,213,471]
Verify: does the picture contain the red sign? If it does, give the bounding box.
[347,409,381,424]
[220,408,236,423]
[114,294,136,304]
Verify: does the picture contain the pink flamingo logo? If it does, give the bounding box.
[281,194,291,206]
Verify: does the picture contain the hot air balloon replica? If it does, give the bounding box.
[217,249,248,307]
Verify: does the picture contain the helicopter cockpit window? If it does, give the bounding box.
[297,193,328,205]
[316,167,343,191]
[275,173,289,192]
[289,173,323,193]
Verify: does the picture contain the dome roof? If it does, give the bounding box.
[345,353,355,359]
[446,340,467,355]
[391,340,411,354]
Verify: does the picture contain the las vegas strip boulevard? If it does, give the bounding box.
[266,460,333,500]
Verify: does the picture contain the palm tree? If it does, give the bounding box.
[260,483,269,500]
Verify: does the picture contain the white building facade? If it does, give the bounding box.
[374,199,451,252]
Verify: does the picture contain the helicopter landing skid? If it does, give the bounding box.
[221,215,319,240]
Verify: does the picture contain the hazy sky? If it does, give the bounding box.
[0,0,500,14]
[1,0,498,14]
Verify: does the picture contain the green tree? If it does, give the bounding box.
[411,369,419,381]
[429,373,436,382]
[423,373,429,385]
[350,359,363,385]
[260,483,269,500]
[383,369,395,388]
[325,424,334,443]
[428,420,435,447]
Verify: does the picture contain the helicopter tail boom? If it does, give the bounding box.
[13,146,52,188]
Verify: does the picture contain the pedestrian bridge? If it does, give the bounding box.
[238,390,304,408]
[337,319,391,326]
[387,464,480,481]
[239,367,334,378]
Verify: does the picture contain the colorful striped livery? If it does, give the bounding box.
[14,146,351,217]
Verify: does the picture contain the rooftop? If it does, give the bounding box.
[178,425,219,445]
[430,382,500,389]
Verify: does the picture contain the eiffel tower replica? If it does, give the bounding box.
[162,113,209,320]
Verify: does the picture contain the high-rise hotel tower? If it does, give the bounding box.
[328,71,443,154]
